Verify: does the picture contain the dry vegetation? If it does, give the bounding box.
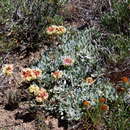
[0,0,130,130]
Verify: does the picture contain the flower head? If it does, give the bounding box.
[35,88,48,103]
[32,68,42,79]
[46,25,66,35]
[38,88,49,100]
[2,64,14,76]
[28,84,40,95]
[83,100,91,107]
[46,25,57,35]
[21,68,42,81]
[21,68,33,81]
[121,76,129,83]
[55,26,66,35]
[100,104,109,111]
[63,57,74,66]
[51,71,63,79]
[85,77,95,85]
[99,97,107,103]
[35,96,43,103]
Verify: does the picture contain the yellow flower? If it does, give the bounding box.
[28,84,40,95]
[63,57,75,66]
[2,64,14,76]
[85,77,95,85]
[51,71,63,79]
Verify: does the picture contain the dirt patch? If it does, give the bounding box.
[0,105,36,130]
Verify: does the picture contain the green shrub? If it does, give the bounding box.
[0,0,68,50]
[101,0,130,34]
[101,34,130,63]
[0,0,14,23]
[31,29,117,120]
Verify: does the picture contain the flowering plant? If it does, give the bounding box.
[32,29,118,120]
[21,68,42,81]
[46,25,66,35]
[2,64,14,76]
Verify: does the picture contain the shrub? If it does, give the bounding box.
[0,0,14,23]
[101,0,130,34]
[31,29,117,120]
[100,34,130,63]
[0,0,68,50]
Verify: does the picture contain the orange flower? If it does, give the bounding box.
[46,25,66,35]
[2,64,14,76]
[63,57,74,66]
[51,71,63,79]
[36,88,48,103]
[85,77,95,85]
[32,69,42,79]
[55,26,66,35]
[83,100,91,107]
[37,88,48,100]
[100,104,109,111]
[46,25,57,35]
[99,97,107,103]
[21,68,42,81]
[121,76,129,83]
[21,68,33,81]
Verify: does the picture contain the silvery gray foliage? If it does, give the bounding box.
[33,28,117,120]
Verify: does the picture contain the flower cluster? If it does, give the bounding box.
[28,84,40,95]
[98,97,109,111]
[46,25,66,35]
[51,70,63,79]
[99,97,107,103]
[85,77,95,85]
[100,104,109,111]
[83,100,91,108]
[62,57,75,66]
[28,85,48,103]
[36,88,48,103]
[121,76,129,83]
[2,64,14,76]
[21,68,42,81]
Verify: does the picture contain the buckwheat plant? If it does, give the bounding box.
[32,28,118,120]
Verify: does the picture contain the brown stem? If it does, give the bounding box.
[12,73,21,87]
